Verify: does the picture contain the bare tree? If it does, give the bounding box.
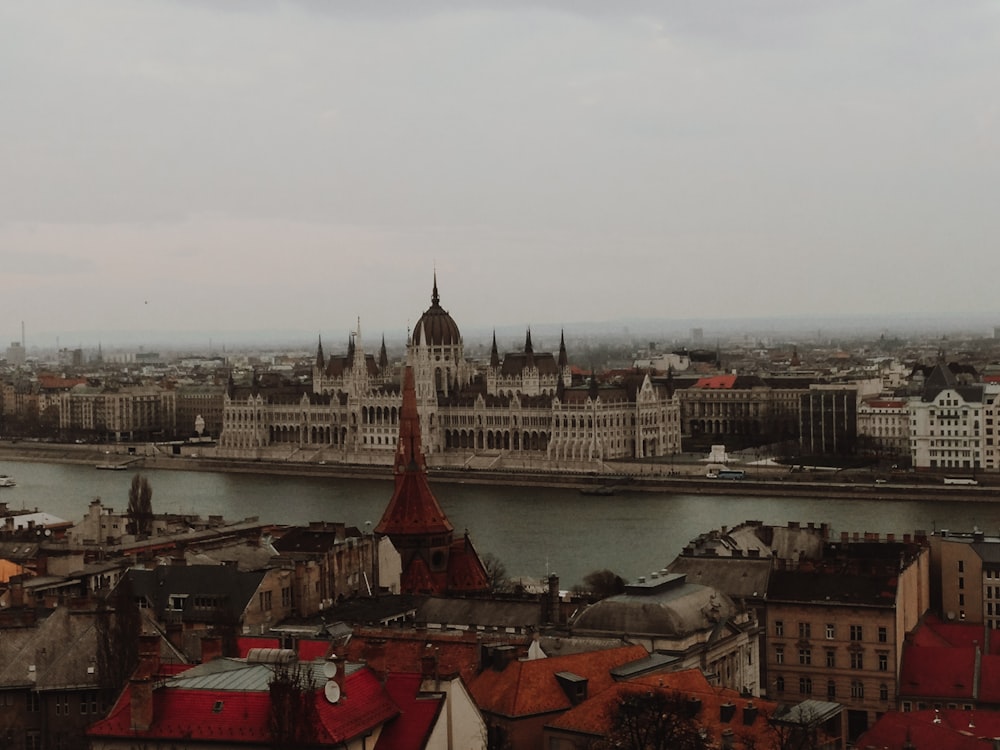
[573,569,627,601]
[127,474,153,537]
[592,690,709,750]
[481,552,511,594]
[268,662,318,750]
[96,576,141,704]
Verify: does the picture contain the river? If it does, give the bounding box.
[1,459,996,588]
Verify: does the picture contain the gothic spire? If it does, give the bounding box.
[379,335,389,373]
[432,271,440,307]
[558,329,568,368]
[490,331,500,368]
[315,335,325,371]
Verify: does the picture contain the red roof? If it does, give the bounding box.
[346,627,491,684]
[692,374,737,390]
[469,645,648,717]
[375,673,444,750]
[547,669,780,748]
[857,709,1000,749]
[88,666,398,745]
[900,646,976,700]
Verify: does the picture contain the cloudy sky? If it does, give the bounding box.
[2,1,999,347]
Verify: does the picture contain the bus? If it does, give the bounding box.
[943,477,978,486]
[716,469,746,481]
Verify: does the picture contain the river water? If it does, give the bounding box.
[2,459,996,588]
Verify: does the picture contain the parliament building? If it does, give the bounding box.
[218,277,681,470]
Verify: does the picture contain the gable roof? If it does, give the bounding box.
[88,660,398,746]
[469,644,647,718]
[127,565,267,623]
[374,672,444,750]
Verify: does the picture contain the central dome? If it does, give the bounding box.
[413,277,461,347]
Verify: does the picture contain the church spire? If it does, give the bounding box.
[558,329,567,368]
[315,335,325,371]
[379,335,388,373]
[490,331,500,368]
[432,271,440,307]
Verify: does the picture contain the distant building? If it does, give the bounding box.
[218,276,681,468]
[799,385,858,456]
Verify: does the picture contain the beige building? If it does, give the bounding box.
[59,383,177,441]
[765,536,930,744]
[857,398,910,459]
[927,529,1000,627]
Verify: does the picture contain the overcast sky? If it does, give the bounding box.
[2,1,999,348]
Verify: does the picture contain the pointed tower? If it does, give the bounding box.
[558,329,571,388]
[315,335,325,370]
[374,367,489,595]
[490,331,500,368]
[379,335,389,374]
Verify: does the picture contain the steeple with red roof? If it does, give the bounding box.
[375,366,489,595]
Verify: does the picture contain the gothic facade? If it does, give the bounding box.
[217,277,682,467]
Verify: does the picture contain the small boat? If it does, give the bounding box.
[0,475,15,487]
[95,463,127,471]
[579,485,616,496]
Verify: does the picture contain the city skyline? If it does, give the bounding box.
[3,2,999,345]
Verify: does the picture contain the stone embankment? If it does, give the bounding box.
[0,441,994,502]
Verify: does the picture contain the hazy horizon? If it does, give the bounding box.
[4,2,999,345]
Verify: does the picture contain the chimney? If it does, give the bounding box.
[8,575,24,608]
[135,634,161,682]
[685,697,702,718]
[720,702,736,723]
[721,728,735,749]
[546,574,561,624]
[841,531,849,542]
[492,645,516,671]
[331,652,346,693]
[743,702,758,725]
[200,635,223,664]
[130,677,155,732]
[364,639,387,678]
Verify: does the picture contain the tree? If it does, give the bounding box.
[574,569,626,601]
[95,576,141,704]
[593,690,709,750]
[268,662,318,750]
[481,552,511,593]
[127,474,153,537]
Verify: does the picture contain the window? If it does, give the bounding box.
[167,594,187,612]
[850,625,863,641]
[959,560,965,572]
[775,646,784,664]
[776,676,785,693]
[826,650,836,668]
[826,624,835,640]
[799,677,812,695]
[799,648,812,666]
[26,733,41,750]
[259,590,272,612]
[959,577,965,590]
[878,626,888,643]
[960,594,966,606]
[827,680,836,699]
[879,653,888,672]
[880,684,890,701]
[851,652,864,670]
[799,622,811,639]
[775,620,784,637]
[55,695,69,715]
[851,681,865,699]
[27,691,39,712]
[281,586,292,608]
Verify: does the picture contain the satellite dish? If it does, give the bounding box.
[322,661,338,680]
[324,680,341,704]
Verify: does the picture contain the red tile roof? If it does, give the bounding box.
[900,645,976,700]
[857,709,1000,749]
[346,627,487,684]
[469,645,648,717]
[375,673,444,750]
[88,666,397,745]
[547,669,780,748]
[692,374,737,390]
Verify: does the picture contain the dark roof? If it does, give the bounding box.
[412,276,461,347]
[128,566,267,623]
[500,352,561,377]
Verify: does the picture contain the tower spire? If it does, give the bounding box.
[432,271,440,307]
[490,331,500,368]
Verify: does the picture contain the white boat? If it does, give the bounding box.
[0,475,15,487]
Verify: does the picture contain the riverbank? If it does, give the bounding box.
[0,441,996,503]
